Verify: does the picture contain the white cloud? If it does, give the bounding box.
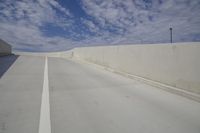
[0,0,199,52]
[0,0,73,26]
[81,0,200,44]
[82,19,100,33]
[0,0,76,51]
[0,22,76,51]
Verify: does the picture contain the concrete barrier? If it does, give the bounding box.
[13,51,61,57]
[13,42,200,101]
[0,39,12,56]
[14,50,73,59]
[72,42,200,96]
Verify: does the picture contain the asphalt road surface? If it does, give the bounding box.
[0,55,200,133]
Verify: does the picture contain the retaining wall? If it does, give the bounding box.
[71,42,200,95]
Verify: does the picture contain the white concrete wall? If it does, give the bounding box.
[14,50,73,59]
[0,39,11,56]
[13,51,63,57]
[72,42,200,94]
[13,42,200,96]
[60,50,73,59]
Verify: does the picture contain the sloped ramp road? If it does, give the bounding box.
[0,55,200,133]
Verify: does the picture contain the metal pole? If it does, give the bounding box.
[169,27,172,43]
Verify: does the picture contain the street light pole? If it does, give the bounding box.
[169,27,172,43]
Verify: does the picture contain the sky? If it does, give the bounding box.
[0,0,200,52]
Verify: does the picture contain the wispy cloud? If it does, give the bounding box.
[81,0,200,44]
[0,0,75,51]
[0,0,199,52]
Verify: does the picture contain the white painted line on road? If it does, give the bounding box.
[39,57,51,133]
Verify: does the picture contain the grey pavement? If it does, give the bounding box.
[0,55,200,133]
[0,55,44,133]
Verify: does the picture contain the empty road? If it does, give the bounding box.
[0,55,200,133]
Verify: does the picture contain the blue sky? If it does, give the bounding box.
[0,0,200,52]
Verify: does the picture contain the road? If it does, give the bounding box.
[0,55,200,133]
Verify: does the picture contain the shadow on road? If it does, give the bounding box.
[0,54,19,78]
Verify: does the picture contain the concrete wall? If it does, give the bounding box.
[0,39,12,56]
[60,50,73,59]
[14,50,73,59]
[13,51,61,57]
[13,42,200,97]
[72,42,200,95]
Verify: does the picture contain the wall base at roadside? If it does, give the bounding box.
[72,57,200,102]
[70,42,200,102]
